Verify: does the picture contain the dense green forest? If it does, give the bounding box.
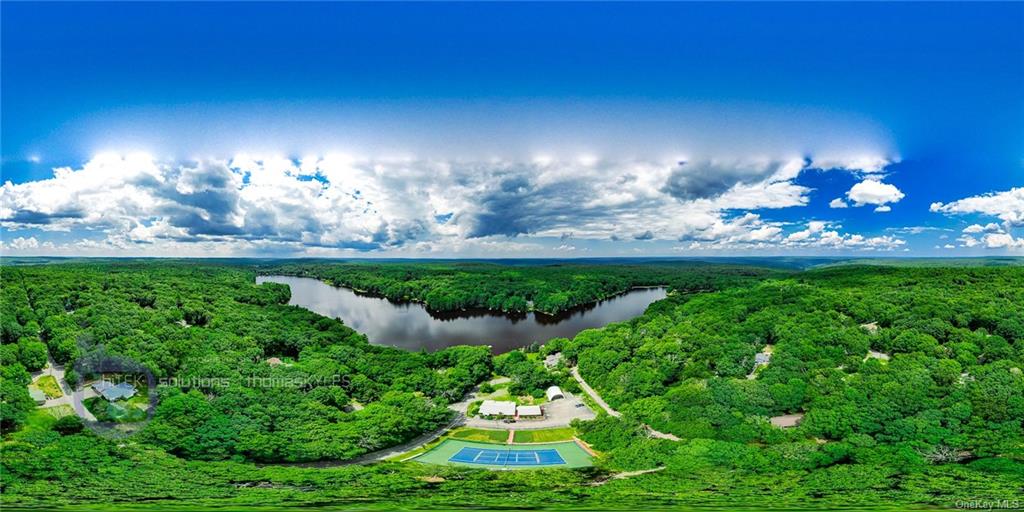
[258,261,777,314]
[557,265,1024,501]
[1,263,491,462]
[1,260,1022,510]
[565,266,1024,456]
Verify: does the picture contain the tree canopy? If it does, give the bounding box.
[2,260,1021,509]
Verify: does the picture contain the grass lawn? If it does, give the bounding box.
[514,395,548,405]
[384,428,507,462]
[124,391,150,410]
[484,387,511,400]
[386,442,435,462]
[467,400,482,417]
[43,404,75,418]
[33,375,63,398]
[411,439,593,469]
[448,428,509,444]
[512,427,576,444]
[385,431,452,462]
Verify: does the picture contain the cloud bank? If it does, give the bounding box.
[930,187,1024,249]
[0,153,917,256]
[930,187,1024,227]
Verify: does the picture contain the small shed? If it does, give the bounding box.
[479,400,516,417]
[545,386,565,401]
[517,405,543,418]
[769,413,805,429]
[266,357,284,366]
[29,388,46,405]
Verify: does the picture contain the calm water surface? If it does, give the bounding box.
[256,275,667,353]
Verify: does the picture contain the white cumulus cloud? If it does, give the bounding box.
[8,236,39,250]
[962,223,1003,234]
[981,232,1024,249]
[846,179,905,209]
[0,236,57,254]
[781,221,905,251]
[931,187,1024,227]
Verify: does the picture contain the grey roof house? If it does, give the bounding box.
[92,380,138,401]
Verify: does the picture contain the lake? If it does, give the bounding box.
[256,275,667,353]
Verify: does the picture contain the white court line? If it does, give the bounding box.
[472,449,483,462]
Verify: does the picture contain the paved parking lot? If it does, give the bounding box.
[464,391,595,430]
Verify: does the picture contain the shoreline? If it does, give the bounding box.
[257,273,670,321]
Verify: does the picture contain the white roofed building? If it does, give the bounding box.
[479,400,516,417]
[546,386,565,401]
[517,405,542,417]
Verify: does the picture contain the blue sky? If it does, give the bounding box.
[1,2,1022,257]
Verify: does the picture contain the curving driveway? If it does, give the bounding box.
[570,366,620,417]
[571,366,680,441]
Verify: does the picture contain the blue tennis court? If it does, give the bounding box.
[448,447,566,466]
